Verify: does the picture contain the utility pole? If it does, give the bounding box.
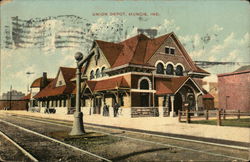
[9,85,12,110]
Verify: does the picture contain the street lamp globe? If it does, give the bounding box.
[75,52,83,61]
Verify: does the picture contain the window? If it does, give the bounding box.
[96,69,100,78]
[176,65,183,76]
[140,79,149,90]
[101,67,106,77]
[165,47,170,54]
[166,64,174,75]
[165,46,175,55]
[156,63,164,74]
[58,81,62,86]
[59,100,62,107]
[63,99,66,107]
[90,70,94,80]
[170,48,175,54]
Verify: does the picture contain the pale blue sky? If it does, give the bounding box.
[1,0,249,94]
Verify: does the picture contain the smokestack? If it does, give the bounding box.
[41,72,48,89]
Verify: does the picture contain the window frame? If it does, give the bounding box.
[156,62,164,74]
[166,64,174,75]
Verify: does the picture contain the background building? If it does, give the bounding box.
[2,90,25,100]
[218,65,250,111]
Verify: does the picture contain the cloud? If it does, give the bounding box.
[189,49,204,60]
[152,19,180,35]
[209,24,223,33]
[208,56,216,62]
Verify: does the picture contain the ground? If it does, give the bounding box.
[0,111,249,161]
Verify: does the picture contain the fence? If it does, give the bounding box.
[178,109,250,126]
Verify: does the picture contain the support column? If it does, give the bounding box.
[195,92,202,116]
[170,95,175,117]
[158,96,164,117]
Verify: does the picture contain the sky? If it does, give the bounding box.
[0,0,249,95]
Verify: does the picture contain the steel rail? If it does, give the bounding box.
[9,114,250,151]
[0,119,112,162]
[3,115,248,161]
[0,130,39,162]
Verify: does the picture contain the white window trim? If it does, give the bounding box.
[165,46,175,54]
[175,63,185,72]
[138,76,152,90]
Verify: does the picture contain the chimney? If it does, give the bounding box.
[41,72,48,89]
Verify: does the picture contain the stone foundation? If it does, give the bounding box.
[131,107,159,118]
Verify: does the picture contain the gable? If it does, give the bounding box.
[147,34,197,72]
[56,70,66,87]
[85,45,111,80]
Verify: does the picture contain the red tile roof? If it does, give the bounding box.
[194,66,210,74]
[96,33,171,68]
[95,33,208,74]
[33,67,76,98]
[202,93,214,99]
[30,77,53,88]
[155,76,189,95]
[21,93,31,100]
[85,76,130,92]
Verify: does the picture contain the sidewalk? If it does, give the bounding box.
[0,110,249,143]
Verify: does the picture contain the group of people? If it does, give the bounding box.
[103,102,120,117]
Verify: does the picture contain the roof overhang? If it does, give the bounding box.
[105,63,156,73]
[188,71,210,76]
[174,77,204,95]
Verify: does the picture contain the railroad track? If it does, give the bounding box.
[0,119,111,162]
[5,113,250,150]
[0,114,249,161]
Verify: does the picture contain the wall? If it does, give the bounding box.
[218,72,250,111]
[0,100,28,110]
[147,36,193,72]
[85,46,110,80]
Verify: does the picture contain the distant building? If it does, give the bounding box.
[202,81,218,108]
[2,90,25,100]
[218,65,250,111]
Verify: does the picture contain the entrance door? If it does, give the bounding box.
[174,93,182,113]
[140,93,149,107]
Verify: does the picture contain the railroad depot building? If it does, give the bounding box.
[218,65,250,112]
[27,68,77,114]
[29,32,212,117]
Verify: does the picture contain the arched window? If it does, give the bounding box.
[156,63,164,74]
[166,64,174,75]
[90,70,94,80]
[140,79,149,89]
[101,67,106,77]
[96,68,100,78]
[176,65,183,76]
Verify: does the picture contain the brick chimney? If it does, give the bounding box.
[41,72,48,89]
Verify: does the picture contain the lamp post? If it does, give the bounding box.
[70,52,85,135]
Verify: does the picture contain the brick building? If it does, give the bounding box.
[78,32,210,117]
[218,65,250,111]
[27,32,212,117]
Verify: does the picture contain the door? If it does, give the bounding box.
[140,93,149,107]
[174,93,182,113]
